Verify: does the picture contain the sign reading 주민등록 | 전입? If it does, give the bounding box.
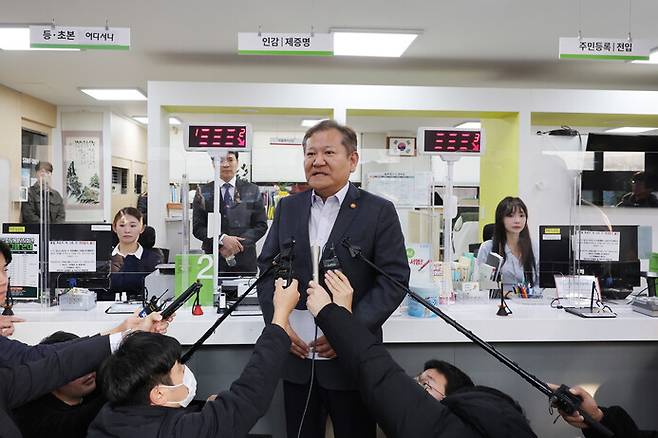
[559,37,651,60]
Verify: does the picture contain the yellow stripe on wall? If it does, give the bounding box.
[479,114,520,239]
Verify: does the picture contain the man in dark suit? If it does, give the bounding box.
[257,120,410,438]
[192,151,268,275]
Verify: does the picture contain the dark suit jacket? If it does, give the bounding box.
[88,325,289,438]
[1,335,110,438]
[0,335,79,368]
[257,183,410,390]
[192,179,268,274]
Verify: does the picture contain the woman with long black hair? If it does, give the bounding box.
[476,197,538,290]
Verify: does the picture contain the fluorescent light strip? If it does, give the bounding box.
[455,121,481,129]
[132,116,182,125]
[81,88,146,101]
[604,127,658,134]
[301,119,327,127]
[0,27,79,51]
[333,31,418,57]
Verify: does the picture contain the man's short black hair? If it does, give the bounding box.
[99,331,181,406]
[423,359,475,396]
[0,240,12,265]
[40,331,79,345]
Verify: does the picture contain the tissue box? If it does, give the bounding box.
[59,288,97,311]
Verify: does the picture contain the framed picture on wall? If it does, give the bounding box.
[387,136,416,157]
[62,131,103,208]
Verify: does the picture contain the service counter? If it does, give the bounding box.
[9,299,658,438]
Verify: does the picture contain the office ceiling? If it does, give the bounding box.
[2,0,658,117]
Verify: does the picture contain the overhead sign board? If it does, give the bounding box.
[559,37,650,61]
[30,25,130,50]
[238,32,333,56]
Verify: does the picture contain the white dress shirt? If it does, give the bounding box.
[111,243,143,260]
[309,182,350,250]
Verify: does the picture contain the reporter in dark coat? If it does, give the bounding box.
[257,120,410,438]
[305,271,537,438]
[192,151,267,275]
[1,334,112,438]
[88,279,300,438]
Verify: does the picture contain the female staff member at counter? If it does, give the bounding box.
[477,197,538,290]
[110,207,163,297]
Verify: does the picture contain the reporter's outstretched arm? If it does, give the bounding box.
[177,279,299,438]
[310,293,462,437]
[4,335,111,410]
[550,384,657,438]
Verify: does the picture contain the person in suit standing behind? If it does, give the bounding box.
[192,151,268,275]
[257,120,410,438]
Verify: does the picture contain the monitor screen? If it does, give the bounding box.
[539,225,640,289]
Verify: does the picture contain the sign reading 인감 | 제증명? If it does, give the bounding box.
[29,25,130,50]
[559,37,651,60]
[238,32,333,56]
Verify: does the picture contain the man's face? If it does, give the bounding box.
[632,180,649,197]
[36,168,51,185]
[0,252,7,306]
[303,129,358,198]
[219,153,239,182]
[56,372,96,402]
[418,368,448,401]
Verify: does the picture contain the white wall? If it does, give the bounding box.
[111,114,147,217]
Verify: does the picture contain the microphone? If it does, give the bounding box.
[160,281,203,320]
[275,238,296,287]
[311,245,320,284]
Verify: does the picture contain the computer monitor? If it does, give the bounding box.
[2,223,113,302]
[539,225,640,293]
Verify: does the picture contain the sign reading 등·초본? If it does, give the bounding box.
[238,32,333,56]
[559,37,651,61]
[30,25,130,50]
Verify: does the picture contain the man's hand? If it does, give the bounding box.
[106,311,171,335]
[288,326,310,359]
[306,280,332,317]
[548,383,604,428]
[309,336,336,359]
[272,279,300,327]
[324,270,354,312]
[221,235,244,255]
[0,315,24,337]
[219,246,234,258]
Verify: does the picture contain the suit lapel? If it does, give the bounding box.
[326,183,361,248]
[294,190,313,265]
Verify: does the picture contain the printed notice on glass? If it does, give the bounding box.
[366,172,431,207]
[49,240,96,272]
[0,234,39,299]
[573,230,620,262]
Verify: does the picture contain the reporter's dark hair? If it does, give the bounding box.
[99,331,181,406]
[424,359,475,395]
[454,385,528,419]
[0,240,11,265]
[40,331,79,344]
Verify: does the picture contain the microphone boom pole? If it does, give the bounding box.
[341,239,612,437]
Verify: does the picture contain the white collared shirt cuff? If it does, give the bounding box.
[109,332,123,353]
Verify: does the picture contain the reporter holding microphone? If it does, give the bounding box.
[306,270,537,438]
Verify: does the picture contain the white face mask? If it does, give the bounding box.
[159,365,197,407]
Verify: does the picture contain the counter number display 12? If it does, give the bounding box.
[184,123,252,152]
[417,127,483,156]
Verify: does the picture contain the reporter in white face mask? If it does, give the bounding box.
[88,278,301,438]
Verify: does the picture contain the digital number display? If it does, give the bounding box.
[422,129,481,154]
[187,125,248,149]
